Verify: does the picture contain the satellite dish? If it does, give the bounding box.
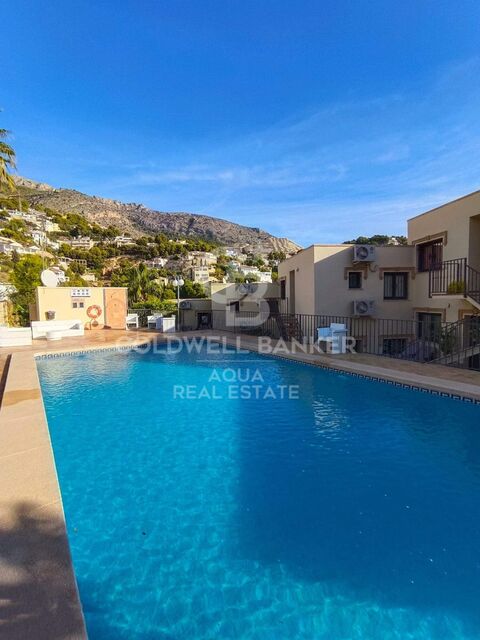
[41,269,61,287]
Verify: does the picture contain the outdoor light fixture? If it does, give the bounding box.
[172,277,184,330]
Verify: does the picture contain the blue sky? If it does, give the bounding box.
[3,1,480,245]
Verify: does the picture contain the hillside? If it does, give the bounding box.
[14,177,301,254]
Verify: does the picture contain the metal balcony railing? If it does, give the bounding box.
[429,258,467,296]
[429,258,480,306]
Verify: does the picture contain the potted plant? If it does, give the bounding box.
[447,280,465,294]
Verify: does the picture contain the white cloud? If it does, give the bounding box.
[92,57,480,244]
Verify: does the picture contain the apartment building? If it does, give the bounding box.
[278,244,415,319]
[276,191,480,362]
[408,190,480,328]
[188,251,217,267]
[189,265,211,284]
[279,191,480,321]
[65,237,95,250]
[114,235,135,247]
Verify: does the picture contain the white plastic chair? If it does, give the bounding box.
[147,313,163,329]
[317,323,348,354]
[126,313,139,330]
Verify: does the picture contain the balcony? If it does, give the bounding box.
[429,258,480,309]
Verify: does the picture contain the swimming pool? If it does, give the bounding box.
[37,345,480,639]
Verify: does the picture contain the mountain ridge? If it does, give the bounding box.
[14,176,301,254]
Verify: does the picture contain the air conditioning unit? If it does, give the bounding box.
[353,300,375,316]
[179,301,192,309]
[353,245,376,262]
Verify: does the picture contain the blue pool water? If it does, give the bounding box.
[37,345,480,639]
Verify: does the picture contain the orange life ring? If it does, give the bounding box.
[87,304,102,319]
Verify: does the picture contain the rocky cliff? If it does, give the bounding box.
[15,177,301,254]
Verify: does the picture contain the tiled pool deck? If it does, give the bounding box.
[0,331,152,640]
[1,329,479,639]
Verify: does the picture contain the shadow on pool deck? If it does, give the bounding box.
[0,501,86,640]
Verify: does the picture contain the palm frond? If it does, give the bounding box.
[0,166,17,192]
[0,141,15,157]
[0,127,17,192]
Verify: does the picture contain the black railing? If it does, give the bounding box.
[429,258,467,296]
[429,317,480,369]
[209,309,480,370]
[129,305,480,371]
[429,258,480,306]
[466,265,480,305]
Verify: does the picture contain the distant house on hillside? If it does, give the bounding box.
[114,235,135,247]
[42,219,61,233]
[31,230,47,246]
[65,237,95,250]
[81,273,97,283]
[58,256,87,269]
[189,265,210,284]
[188,251,217,267]
[49,266,69,284]
[0,237,27,255]
[144,257,168,269]
[7,209,40,225]
[236,265,273,283]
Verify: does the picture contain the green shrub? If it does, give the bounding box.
[447,280,465,294]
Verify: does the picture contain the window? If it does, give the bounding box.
[383,338,407,357]
[280,279,286,300]
[348,271,362,289]
[384,272,408,299]
[417,240,443,272]
[72,302,77,309]
[417,312,442,339]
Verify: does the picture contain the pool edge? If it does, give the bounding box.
[216,333,480,403]
[0,351,88,640]
[0,334,155,639]
[1,331,480,638]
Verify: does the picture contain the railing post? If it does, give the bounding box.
[464,258,468,298]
